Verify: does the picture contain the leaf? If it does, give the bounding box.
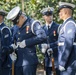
[31,0,36,5]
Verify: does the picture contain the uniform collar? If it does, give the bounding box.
[63,17,71,23]
[0,22,3,25]
[46,21,53,29]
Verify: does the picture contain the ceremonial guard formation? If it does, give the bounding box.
[0,1,76,75]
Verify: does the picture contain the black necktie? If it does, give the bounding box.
[48,25,50,30]
[47,25,50,36]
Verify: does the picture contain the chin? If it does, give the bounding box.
[59,17,62,20]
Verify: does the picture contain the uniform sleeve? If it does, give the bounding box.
[59,22,76,67]
[25,22,47,47]
[1,27,12,62]
[50,41,58,49]
[1,27,12,46]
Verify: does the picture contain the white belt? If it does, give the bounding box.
[58,42,64,46]
[58,42,76,46]
[73,42,76,45]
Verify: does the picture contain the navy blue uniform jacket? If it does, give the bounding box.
[12,17,47,66]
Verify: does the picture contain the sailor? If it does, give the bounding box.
[58,2,76,75]
[6,6,47,75]
[40,7,59,75]
[0,9,12,75]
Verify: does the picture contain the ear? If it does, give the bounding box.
[21,15,24,19]
[65,9,68,15]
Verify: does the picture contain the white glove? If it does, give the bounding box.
[47,48,53,56]
[59,65,65,71]
[11,44,18,49]
[41,44,49,53]
[18,40,26,48]
[10,52,17,61]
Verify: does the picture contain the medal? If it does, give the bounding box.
[26,26,29,33]
[53,31,56,36]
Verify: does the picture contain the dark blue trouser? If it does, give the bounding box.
[15,65,37,75]
[0,58,2,75]
[0,69,2,75]
[45,67,60,75]
[2,67,11,75]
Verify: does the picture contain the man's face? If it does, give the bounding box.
[16,15,25,27]
[59,8,66,20]
[0,15,4,21]
[43,15,53,23]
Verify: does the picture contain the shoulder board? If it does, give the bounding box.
[31,20,41,34]
[1,26,11,35]
[63,21,76,31]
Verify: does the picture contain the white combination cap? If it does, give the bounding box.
[41,7,54,16]
[0,9,7,16]
[7,6,20,20]
[7,6,22,24]
[58,2,75,12]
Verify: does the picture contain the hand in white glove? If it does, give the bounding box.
[59,65,65,71]
[10,52,17,61]
[47,48,53,56]
[11,44,18,50]
[18,40,26,48]
[41,43,49,53]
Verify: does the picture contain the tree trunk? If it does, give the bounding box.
[21,0,24,12]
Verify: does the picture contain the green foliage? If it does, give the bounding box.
[36,45,44,63]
